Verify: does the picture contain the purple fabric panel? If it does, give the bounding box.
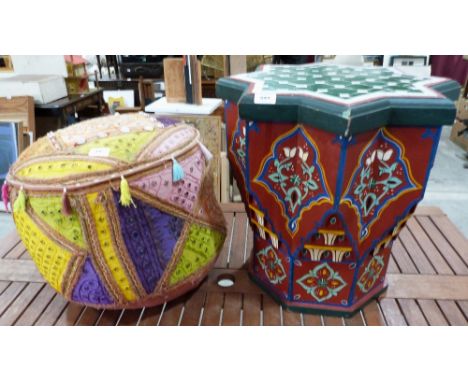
[157,116,179,127]
[72,257,114,305]
[113,192,184,294]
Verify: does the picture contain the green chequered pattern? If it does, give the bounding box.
[247,65,429,100]
[169,223,225,285]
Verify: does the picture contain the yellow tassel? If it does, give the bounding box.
[119,175,135,207]
[13,187,26,213]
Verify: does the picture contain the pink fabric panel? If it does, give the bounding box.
[132,149,205,212]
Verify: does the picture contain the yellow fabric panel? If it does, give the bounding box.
[86,193,136,301]
[14,211,72,293]
[28,196,86,249]
[17,160,112,179]
[170,224,225,285]
[74,131,157,162]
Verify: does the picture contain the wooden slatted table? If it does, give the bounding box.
[1,203,468,326]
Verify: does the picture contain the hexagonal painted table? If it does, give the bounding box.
[216,64,460,316]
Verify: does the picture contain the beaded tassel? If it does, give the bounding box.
[119,175,135,207]
[13,187,26,213]
[61,188,73,215]
[1,182,9,212]
[197,140,213,162]
[172,157,185,183]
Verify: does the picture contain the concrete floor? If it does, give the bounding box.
[0,125,467,241]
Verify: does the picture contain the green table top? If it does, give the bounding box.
[216,64,460,135]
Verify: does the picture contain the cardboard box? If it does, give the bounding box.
[450,120,468,152]
[0,75,67,104]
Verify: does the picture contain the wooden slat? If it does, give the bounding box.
[15,284,56,326]
[55,303,85,326]
[302,312,323,326]
[416,216,468,275]
[3,242,27,260]
[0,231,21,258]
[406,218,453,274]
[244,226,254,266]
[214,213,234,268]
[417,299,448,325]
[431,215,468,265]
[0,281,10,295]
[221,203,246,213]
[179,289,205,325]
[386,274,468,300]
[391,238,418,274]
[414,205,445,216]
[34,294,68,326]
[158,299,185,326]
[282,307,302,326]
[95,310,121,326]
[386,257,400,274]
[242,293,261,326]
[379,298,407,325]
[138,305,164,326]
[456,301,468,320]
[362,301,386,326]
[0,259,42,282]
[436,300,467,325]
[117,309,143,326]
[322,315,344,326]
[0,283,43,325]
[262,295,281,326]
[344,310,365,326]
[398,228,436,274]
[201,292,224,325]
[229,212,248,269]
[221,293,242,325]
[397,299,427,326]
[0,282,26,317]
[75,307,102,326]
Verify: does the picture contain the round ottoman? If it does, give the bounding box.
[3,113,226,309]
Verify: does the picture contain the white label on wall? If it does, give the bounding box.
[254,91,277,105]
[89,147,110,157]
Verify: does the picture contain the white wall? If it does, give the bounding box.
[0,55,67,78]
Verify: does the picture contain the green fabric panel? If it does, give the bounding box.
[74,131,157,162]
[29,196,86,249]
[169,224,225,285]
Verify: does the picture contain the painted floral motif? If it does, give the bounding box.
[296,263,346,302]
[256,246,287,285]
[256,127,331,232]
[357,254,385,293]
[343,129,419,239]
[231,119,247,173]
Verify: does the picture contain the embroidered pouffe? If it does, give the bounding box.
[2,113,226,309]
[217,64,459,316]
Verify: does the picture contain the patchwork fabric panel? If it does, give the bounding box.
[16,159,112,179]
[132,148,205,212]
[113,192,184,294]
[169,224,225,285]
[29,196,86,249]
[72,257,114,305]
[86,192,137,302]
[14,211,72,293]
[75,131,157,162]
